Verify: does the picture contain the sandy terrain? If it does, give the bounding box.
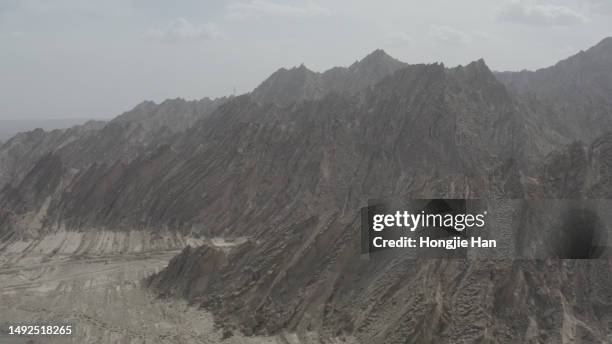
[0,230,284,344]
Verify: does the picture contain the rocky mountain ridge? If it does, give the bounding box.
[2,38,612,343]
[496,37,612,141]
[251,49,408,106]
[1,58,549,237]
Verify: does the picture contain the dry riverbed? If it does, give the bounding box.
[0,230,286,344]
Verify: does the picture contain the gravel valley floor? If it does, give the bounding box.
[0,230,289,344]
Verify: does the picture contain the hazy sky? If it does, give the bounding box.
[1,0,611,120]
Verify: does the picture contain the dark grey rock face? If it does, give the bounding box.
[0,121,105,189]
[496,37,612,142]
[0,97,227,237]
[0,97,227,190]
[535,132,612,199]
[146,43,612,343]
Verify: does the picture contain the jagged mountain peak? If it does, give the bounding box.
[449,58,490,72]
[451,58,499,83]
[467,58,488,68]
[375,59,500,94]
[354,48,391,64]
[269,63,315,76]
[368,48,388,56]
[349,48,405,72]
[251,50,407,106]
[250,64,322,106]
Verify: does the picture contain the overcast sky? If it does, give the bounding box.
[0,0,611,120]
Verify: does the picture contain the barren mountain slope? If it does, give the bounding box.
[496,37,612,142]
[145,43,612,343]
[1,60,553,238]
[0,97,227,190]
[148,129,612,343]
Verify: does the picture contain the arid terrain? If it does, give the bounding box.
[2,36,612,343]
[0,231,310,344]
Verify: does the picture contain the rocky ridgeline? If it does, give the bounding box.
[2,39,612,343]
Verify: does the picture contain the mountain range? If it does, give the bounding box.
[2,37,612,343]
